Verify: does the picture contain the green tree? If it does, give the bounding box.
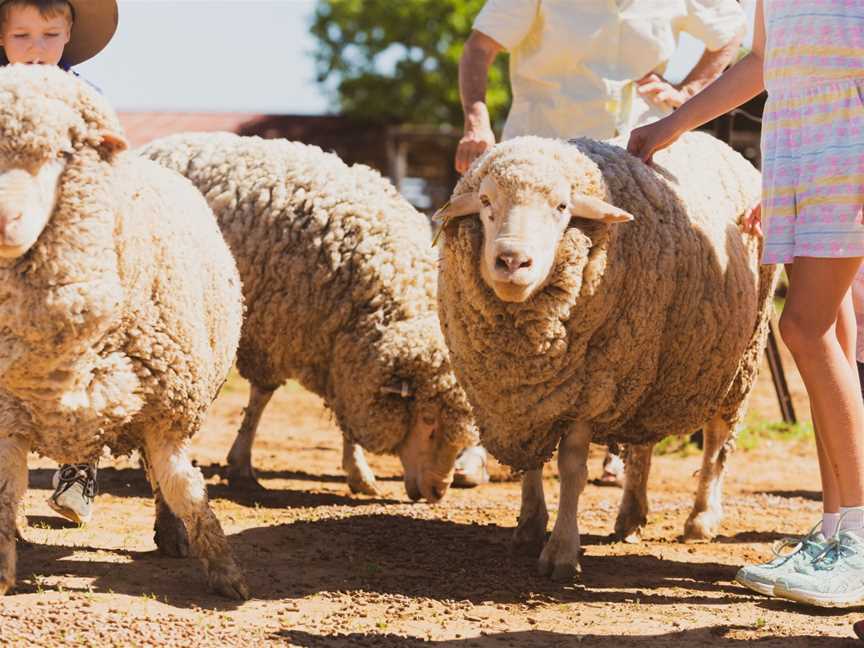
[310,0,511,128]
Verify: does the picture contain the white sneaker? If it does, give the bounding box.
[734,524,825,596]
[774,531,864,607]
[452,445,490,488]
[47,464,97,525]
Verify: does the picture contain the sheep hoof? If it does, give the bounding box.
[0,554,13,596]
[511,514,548,558]
[537,542,582,583]
[227,472,265,492]
[613,528,643,544]
[683,511,720,542]
[537,557,582,583]
[154,513,190,558]
[613,516,646,544]
[346,475,379,496]
[551,562,581,583]
[208,563,250,601]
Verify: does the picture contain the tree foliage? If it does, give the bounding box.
[310,0,511,128]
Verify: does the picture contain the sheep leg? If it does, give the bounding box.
[226,384,275,491]
[144,433,249,600]
[613,442,653,543]
[511,468,548,557]
[140,451,190,558]
[342,436,379,495]
[683,416,732,541]
[0,435,29,596]
[538,422,592,581]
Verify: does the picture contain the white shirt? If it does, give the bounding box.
[474,0,746,140]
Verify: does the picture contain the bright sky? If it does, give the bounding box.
[76,0,756,115]
[76,0,330,113]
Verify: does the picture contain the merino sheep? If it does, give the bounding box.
[0,65,247,599]
[435,132,778,579]
[140,132,478,502]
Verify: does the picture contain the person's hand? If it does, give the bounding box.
[455,124,495,174]
[740,201,763,237]
[636,73,690,110]
[626,115,684,163]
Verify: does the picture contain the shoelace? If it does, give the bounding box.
[810,536,849,570]
[53,463,98,501]
[771,521,822,559]
[812,510,855,568]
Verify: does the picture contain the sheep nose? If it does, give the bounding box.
[0,212,22,235]
[405,478,422,502]
[496,250,533,273]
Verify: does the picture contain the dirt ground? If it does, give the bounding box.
[3,341,863,647]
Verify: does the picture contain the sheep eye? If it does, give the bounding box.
[556,203,568,213]
[479,195,491,207]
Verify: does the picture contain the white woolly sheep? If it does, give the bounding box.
[0,65,247,599]
[435,132,778,580]
[139,132,478,502]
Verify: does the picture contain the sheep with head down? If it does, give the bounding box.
[0,65,247,599]
[140,132,478,503]
[436,132,778,580]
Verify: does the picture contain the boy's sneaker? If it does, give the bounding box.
[599,450,625,487]
[452,445,490,488]
[774,531,864,607]
[735,524,826,596]
[48,464,97,525]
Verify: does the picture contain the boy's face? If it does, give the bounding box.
[0,5,71,65]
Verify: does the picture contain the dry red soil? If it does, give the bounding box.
[2,343,861,647]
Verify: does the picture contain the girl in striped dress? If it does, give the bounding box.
[628,0,864,608]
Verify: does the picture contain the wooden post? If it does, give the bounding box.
[765,320,797,424]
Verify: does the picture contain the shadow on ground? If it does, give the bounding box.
[756,490,822,502]
[223,514,752,605]
[713,531,789,544]
[16,512,761,609]
[27,466,402,508]
[274,627,858,647]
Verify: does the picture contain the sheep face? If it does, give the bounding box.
[437,139,635,303]
[398,402,461,503]
[0,66,128,258]
[476,175,573,302]
[452,177,634,303]
[0,158,66,258]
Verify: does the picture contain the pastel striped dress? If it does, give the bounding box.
[761,0,864,264]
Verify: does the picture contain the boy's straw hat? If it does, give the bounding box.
[63,0,119,65]
[0,0,119,65]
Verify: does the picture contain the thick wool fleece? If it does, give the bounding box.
[140,133,476,455]
[438,132,778,470]
[0,65,243,463]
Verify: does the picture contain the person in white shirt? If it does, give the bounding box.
[452,0,746,487]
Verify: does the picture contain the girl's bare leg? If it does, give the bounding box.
[814,289,858,517]
[782,258,864,507]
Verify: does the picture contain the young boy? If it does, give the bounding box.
[0,0,118,525]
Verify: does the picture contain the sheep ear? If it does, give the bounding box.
[98,131,129,158]
[570,194,634,223]
[380,380,414,399]
[431,193,482,246]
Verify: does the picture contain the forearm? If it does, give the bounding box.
[459,34,498,130]
[668,51,765,133]
[679,27,745,97]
